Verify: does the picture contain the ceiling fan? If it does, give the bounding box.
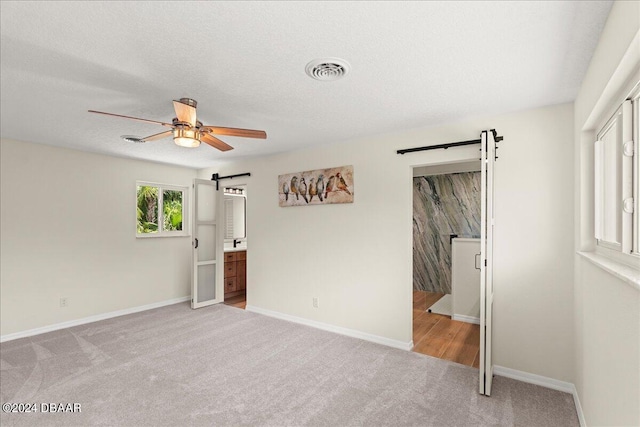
[88,98,267,151]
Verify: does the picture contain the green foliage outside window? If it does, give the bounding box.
[163,190,183,231]
[137,186,159,234]
[137,185,185,235]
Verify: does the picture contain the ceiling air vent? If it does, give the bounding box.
[305,58,350,81]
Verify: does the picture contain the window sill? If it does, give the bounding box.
[577,251,640,291]
[136,233,190,239]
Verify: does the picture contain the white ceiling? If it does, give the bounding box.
[0,1,612,169]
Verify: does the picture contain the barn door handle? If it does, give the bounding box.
[474,253,481,270]
[194,238,199,249]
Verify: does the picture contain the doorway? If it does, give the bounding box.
[411,161,481,368]
[222,184,248,310]
[407,129,497,396]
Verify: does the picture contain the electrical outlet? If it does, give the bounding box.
[60,297,68,308]
[312,297,319,308]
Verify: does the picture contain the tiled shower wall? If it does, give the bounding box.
[413,172,481,293]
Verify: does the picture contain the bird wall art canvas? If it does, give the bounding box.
[279,165,354,207]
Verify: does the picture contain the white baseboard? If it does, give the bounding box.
[0,296,190,343]
[452,314,480,325]
[245,305,413,351]
[493,365,574,393]
[493,365,586,427]
[572,385,586,427]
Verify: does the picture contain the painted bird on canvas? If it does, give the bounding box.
[290,176,299,200]
[298,177,309,203]
[336,172,351,195]
[283,182,290,201]
[308,178,317,202]
[325,175,335,199]
[316,175,325,202]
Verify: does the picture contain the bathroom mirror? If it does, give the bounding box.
[223,191,246,239]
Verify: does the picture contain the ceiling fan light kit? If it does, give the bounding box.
[90,98,267,152]
[173,128,201,148]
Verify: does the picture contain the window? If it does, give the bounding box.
[634,90,640,255]
[136,182,188,237]
[595,107,622,248]
[594,82,640,258]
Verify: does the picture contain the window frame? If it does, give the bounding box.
[632,89,640,256]
[593,81,640,265]
[136,181,189,238]
[595,106,623,250]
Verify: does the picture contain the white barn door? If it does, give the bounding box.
[479,130,496,396]
[191,179,224,308]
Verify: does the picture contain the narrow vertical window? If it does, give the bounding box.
[632,91,640,254]
[163,189,184,231]
[595,108,622,248]
[137,185,159,234]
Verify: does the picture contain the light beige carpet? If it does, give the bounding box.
[1,303,578,426]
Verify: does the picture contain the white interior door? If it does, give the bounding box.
[191,179,224,308]
[479,130,496,396]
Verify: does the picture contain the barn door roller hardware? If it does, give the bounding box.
[397,129,503,155]
[211,172,251,190]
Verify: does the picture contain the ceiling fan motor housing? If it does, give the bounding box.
[178,98,197,108]
[172,118,203,128]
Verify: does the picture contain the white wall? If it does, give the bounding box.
[0,139,197,336]
[200,102,575,381]
[575,259,639,426]
[574,1,640,425]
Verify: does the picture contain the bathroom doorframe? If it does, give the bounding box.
[222,181,249,304]
[410,157,483,359]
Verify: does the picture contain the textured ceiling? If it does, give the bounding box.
[0,1,612,169]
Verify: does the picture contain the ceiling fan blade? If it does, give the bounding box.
[88,110,174,127]
[200,126,267,139]
[173,100,197,127]
[201,133,234,152]
[141,130,173,142]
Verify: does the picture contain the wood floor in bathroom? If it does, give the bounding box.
[224,293,247,309]
[412,290,480,368]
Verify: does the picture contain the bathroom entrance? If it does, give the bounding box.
[405,129,498,395]
[222,184,248,309]
[412,161,482,367]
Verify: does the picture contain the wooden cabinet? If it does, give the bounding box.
[224,250,246,297]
